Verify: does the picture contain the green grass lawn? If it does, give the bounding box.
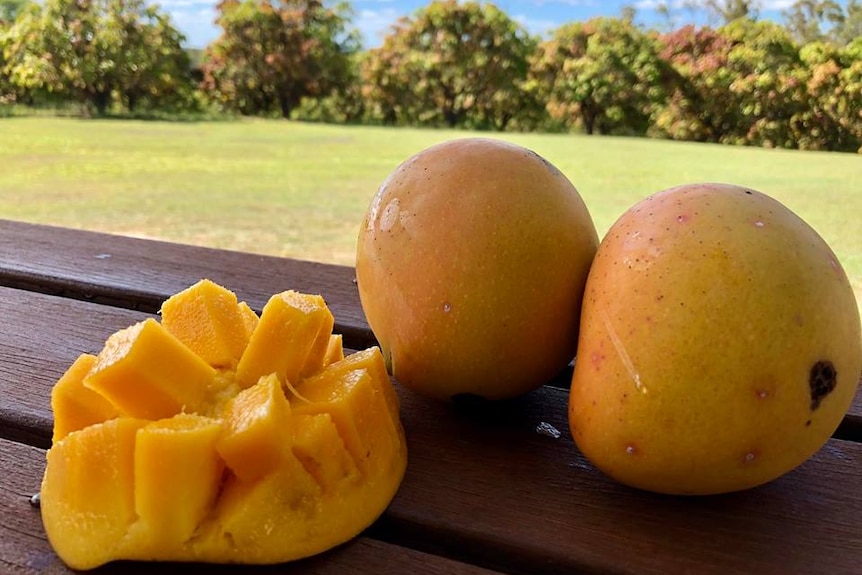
[2,116,861,307]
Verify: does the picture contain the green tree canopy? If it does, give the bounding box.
[783,0,845,44]
[2,0,191,113]
[0,0,28,23]
[530,17,669,135]
[362,0,539,129]
[717,18,807,148]
[654,24,738,142]
[201,0,359,118]
[793,40,862,151]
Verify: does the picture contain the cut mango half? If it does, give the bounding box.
[41,280,407,570]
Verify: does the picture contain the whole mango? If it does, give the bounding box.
[356,138,598,401]
[568,183,861,495]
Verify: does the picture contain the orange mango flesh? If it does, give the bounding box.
[236,290,335,388]
[132,414,224,546]
[84,318,215,419]
[217,374,292,483]
[51,354,120,442]
[40,280,407,570]
[324,334,344,366]
[160,279,256,369]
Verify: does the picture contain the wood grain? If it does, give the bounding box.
[0,287,860,575]
[0,439,502,575]
[0,219,374,350]
[1,219,860,433]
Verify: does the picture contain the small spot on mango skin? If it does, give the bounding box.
[741,449,760,465]
[809,360,837,411]
[625,443,638,456]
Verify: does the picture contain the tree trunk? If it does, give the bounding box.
[92,90,110,116]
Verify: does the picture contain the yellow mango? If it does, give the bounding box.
[84,318,216,419]
[40,418,148,571]
[133,414,224,547]
[41,282,407,570]
[217,373,292,482]
[236,290,334,388]
[160,279,254,369]
[51,353,120,443]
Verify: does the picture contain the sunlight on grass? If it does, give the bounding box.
[1,116,860,307]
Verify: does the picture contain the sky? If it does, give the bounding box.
[163,0,833,50]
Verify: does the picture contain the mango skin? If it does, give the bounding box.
[356,138,599,401]
[569,183,862,495]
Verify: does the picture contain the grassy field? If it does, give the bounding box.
[1,116,860,306]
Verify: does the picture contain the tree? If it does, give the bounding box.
[717,18,807,148]
[0,0,28,22]
[654,25,739,142]
[833,0,862,45]
[361,0,539,130]
[201,0,359,118]
[782,0,845,44]
[530,17,669,135]
[2,0,192,114]
[689,0,760,23]
[0,0,30,103]
[792,40,862,151]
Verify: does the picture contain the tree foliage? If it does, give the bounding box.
[717,18,808,148]
[793,40,862,150]
[361,0,539,129]
[201,0,359,118]
[783,0,845,44]
[0,0,28,23]
[653,25,738,142]
[2,0,191,113]
[530,17,668,135]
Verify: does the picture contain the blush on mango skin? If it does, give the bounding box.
[569,183,861,495]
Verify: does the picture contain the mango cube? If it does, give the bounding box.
[294,363,401,475]
[41,283,407,570]
[84,318,215,419]
[161,279,256,369]
[292,412,361,490]
[51,354,120,442]
[217,373,291,482]
[41,418,148,569]
[236,290,334,388]
[134,414,224,545]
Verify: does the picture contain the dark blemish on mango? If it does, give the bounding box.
[806,420,812,427]
[625,443,638,456]
[809,360,837,410]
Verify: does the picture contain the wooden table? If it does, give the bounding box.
[1,218,860,575]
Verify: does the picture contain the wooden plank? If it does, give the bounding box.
[0,219,375,350]
[1,287,860,575]
[0,439,503,575]
[1,220,861,431]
